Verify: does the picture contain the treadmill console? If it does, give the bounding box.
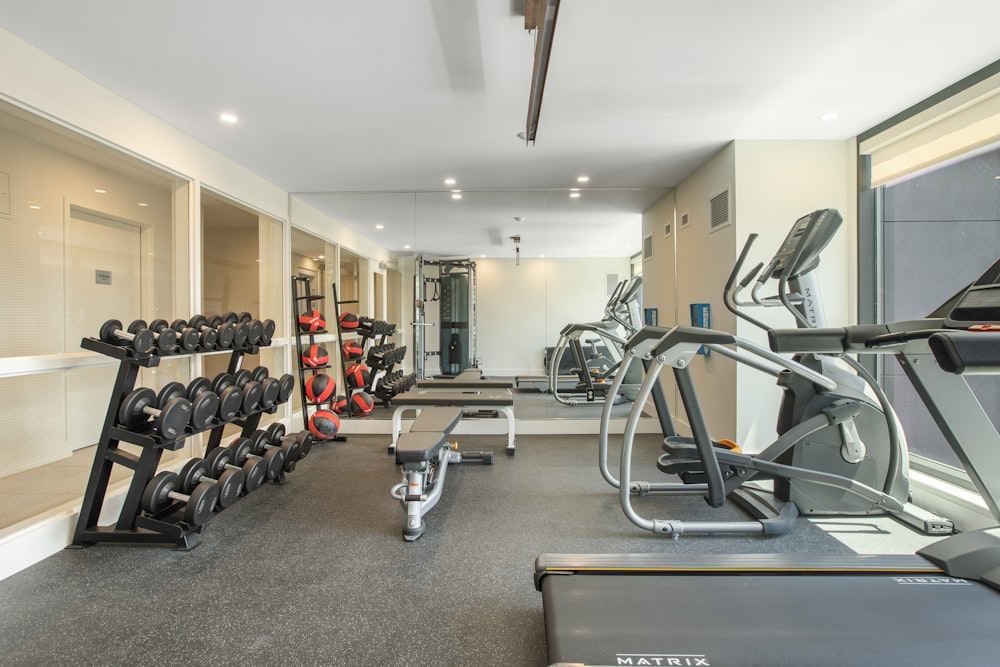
[765,208,843,280]
[945,256,1000,328]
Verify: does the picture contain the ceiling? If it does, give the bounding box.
[2,1,999,258]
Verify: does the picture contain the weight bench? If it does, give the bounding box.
[389,407,493,541]
[417,369,514,390]
[389,389,516,455]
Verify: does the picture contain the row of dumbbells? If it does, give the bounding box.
[117,367,295,441]
[140,424,314,527]
[376,372,417,402]
[349,316,395,338]
[367,344,407,369]
[98,312,276,356]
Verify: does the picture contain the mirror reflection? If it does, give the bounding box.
[293,188,664,420]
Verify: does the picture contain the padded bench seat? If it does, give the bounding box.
[395,431,449,464]
[391,390,516,454]
[409,406,464,433]
[417,370,514,390]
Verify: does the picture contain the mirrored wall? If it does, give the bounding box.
[293,188,661,419]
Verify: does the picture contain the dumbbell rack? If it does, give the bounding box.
[70,336,275,550]
[291,277,352,430]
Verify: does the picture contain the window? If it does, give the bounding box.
[859,63,1000,482]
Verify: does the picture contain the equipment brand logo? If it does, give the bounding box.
[892,576,970,585]
[615,655,710,666]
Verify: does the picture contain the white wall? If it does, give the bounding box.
[475,256,630,376]
[733,140,853,450]
[674,143,739,439]
[641,141,854,449]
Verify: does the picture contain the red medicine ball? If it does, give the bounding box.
[349,391,375,416]
[345,363,371,388]
[331,394,347,414]
[308,410,340,439]
[342,340,364,360]
[302,344,329,368]
[305,373,335,403]
[297,309,326,333]
[339,312,360,331]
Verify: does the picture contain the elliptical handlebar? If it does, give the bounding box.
[725,233,775,332]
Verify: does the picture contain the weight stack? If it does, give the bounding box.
[439,273,469,376]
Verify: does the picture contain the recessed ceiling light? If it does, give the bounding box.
[138,202,149,207]
[375,224,384,230]
[318,255,325,259]
[480,254,486,258]
[570,188,580,192]
[820,112,839,121]
[94,189,107,194]
[28,204,41,210]
[220,113,239,124]
[451,193,462,200]
[569,192,581,198]
[404,245,411,249]
[444,178,456,186]
[577,175,590,183]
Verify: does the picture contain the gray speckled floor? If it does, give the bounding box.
[0,433,849,667]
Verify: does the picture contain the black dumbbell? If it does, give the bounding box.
[259,376,281,410]
[266,423,315,461]
[250,366,269,384]
[171,318,217,350]
[260,319,276,345]
[194,377,241,423]
[245,319,266,347]
[248,428,301,473]
[185,378,222,430]
[99,319,155,354]
[178,456,243,509]
[276,374,296,404]
[227,438,281,485]
[118,386,191,440]
[126,319,177,355]
[149,319,199,353]
[206,445,266,494]
[233,368,253,388]
[243,380,265,413]
[189,314,235,349]
[141,471,218,526]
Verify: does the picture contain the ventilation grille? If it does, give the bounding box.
[709,189,730,231]
[642,234,653,261]
[680,212,689,229]
[664,222,672,238]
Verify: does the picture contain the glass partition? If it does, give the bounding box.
[0,100,187,531]
[201,189,287,425]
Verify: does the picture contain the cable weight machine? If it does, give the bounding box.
[413,257,478,379]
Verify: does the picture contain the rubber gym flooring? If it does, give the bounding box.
[0,432,852,666]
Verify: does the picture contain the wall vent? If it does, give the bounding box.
[680,212,689,229]
[664,221,672,238]
[642,234,653,261]
[709,189,730,232]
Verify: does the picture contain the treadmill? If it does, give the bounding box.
[534,256,1000,666]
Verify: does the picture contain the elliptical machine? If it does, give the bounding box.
[610,208,950,536]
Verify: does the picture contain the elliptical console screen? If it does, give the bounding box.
[766,208,843,280]
[946,256,1000,327]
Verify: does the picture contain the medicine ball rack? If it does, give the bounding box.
[292,276,353,431]
[71,324,278,550]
